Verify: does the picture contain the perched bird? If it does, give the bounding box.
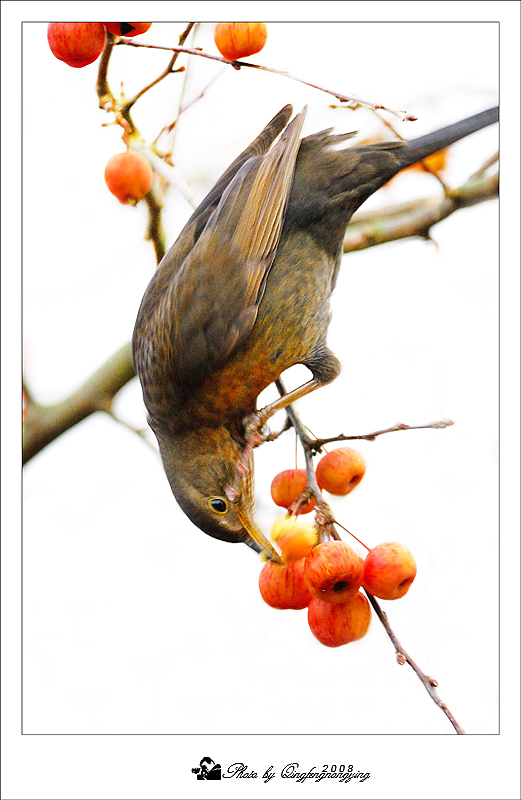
[132,103,498,560]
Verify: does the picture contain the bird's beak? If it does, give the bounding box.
[236,505,283,564]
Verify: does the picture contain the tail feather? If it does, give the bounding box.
[392,106,499,170]
[286,105,498,254]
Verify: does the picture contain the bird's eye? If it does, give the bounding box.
[207,497,229,515]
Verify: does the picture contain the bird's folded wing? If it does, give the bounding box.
[167,108,307,388]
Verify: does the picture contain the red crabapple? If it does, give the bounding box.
[315,447,366,496]
[308,592,371,647]
[304,541,364,604]
[271,469,316,514]
[104,150,154,205]
[259,557,312,610]
[47,23,106,68]
[214,23,268,60]
[363,542,417,600]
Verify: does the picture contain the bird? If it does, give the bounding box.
[132,103,498,562]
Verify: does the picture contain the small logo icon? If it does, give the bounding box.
[191,756,222,780]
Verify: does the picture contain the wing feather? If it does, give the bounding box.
[166,108,307,388]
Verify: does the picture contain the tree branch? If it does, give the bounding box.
[121,22,195,112]
[365,592,465,734]
[309,419,454,452]
[22,343,135,465]
[343,168,498,253]
[118,38,418,121]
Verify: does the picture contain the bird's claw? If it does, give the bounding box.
[243,410,270,445]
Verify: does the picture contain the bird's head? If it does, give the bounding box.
[155,426,282,562]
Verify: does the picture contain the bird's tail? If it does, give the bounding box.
[286,105,498,255]
[391,106,499,169]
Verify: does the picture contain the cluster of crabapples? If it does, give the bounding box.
[47,22,268,206]
[260,448,417,648]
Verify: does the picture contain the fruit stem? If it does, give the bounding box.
[275,378,341,544]
[334,520,370,552]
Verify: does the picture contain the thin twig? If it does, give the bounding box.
[254,416,293,444]
[122,22,195,112]
[159,68,227,157]
[470,150,498,179]
[117,39,417,121]
[310,419,454,452]
[365,592,465,734]
[104,409,158,453]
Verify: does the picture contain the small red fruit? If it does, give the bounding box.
[104,150,154,205]
[47,22,106,68]
[363,542,417,600]
[270,515,318,562]
[308,592,371,647]
[259,557,312,610]
[315,447,366,496]
[271,469,316,514]
[214,22,268,60]
[104,23,152,37]
[304,541,364,604]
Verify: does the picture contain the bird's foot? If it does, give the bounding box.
[227,380,323,500]
[243,409,270,445]
[248,378,322,436]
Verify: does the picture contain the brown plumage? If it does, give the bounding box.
[132,104,498,559]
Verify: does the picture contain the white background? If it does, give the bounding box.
[3,1,520,799]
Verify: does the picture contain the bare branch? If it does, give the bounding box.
[157,68,227,156]
[96,32,117,110]
[23,343,135,465]
[310,419,454,452]
[104,408,157,452]
[117,39,417,121]
[122,22,195,112]
[344,168,498,253]
[365,592,465,734]
[143,186,167,264]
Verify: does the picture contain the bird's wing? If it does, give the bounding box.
[150,105,295,289]
[132,106,294,376]
[164,107,307,388]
